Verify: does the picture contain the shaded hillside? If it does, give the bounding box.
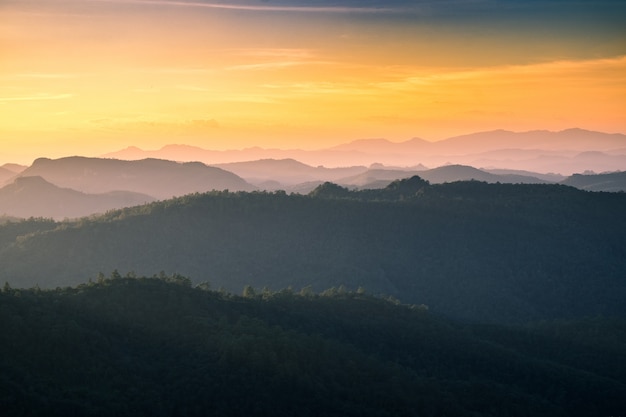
[1,277,625,417]
[0,217,57,249]
[0,176,155,220]
[1,179,625,323]
[18,156,255,199]
[483,168,564,182]
[561,171,626,192]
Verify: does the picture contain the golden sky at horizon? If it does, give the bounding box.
[1,0,625,164]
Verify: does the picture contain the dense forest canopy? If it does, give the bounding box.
[1,276,625,417]
[1,178,625,323]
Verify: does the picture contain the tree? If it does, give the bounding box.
[243,285,256,298]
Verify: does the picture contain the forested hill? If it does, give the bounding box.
[1,178,625,323]
[1,276,625,416]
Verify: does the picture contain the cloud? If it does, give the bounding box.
[228,48,315,59]
[13,73,83,79]
[0,93,74,102]
[188,118,219,128]
[225,61,324,72]
[374,55,626,92]
[175,85,212,92]
[89,0,399,13]
[92,0,625,19]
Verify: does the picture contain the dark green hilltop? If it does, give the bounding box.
[1,177,625,323]
[2,275,626,416]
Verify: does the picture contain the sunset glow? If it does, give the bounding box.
[1,0,625,163]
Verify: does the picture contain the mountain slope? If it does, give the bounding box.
[212,158,368,187]
[338,165,549,189]
[1,277,625,417]
[17,156,255,198]
[0,167,14,184]
[0,163,27,182]
[1,180,625,323]
[0,176,155,220]
[561,171,626,192]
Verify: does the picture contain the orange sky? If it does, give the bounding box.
[1,0,625,164]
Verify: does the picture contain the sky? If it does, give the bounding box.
[1,0,626,164]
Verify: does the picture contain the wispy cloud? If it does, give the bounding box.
[0,93,74,102]
[228,48,315,59]
[90,0,398,13]
[374,55,626,91]
[13,73,83,79]
[175,85,212,92]
[225,61,326,72]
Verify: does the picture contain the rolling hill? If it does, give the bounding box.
[2,277,624,417]
[1,179,624,324]
[561,171,626,192]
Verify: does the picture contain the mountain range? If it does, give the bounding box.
[0,176,155,220]
[0,163,26,184]
[1,155,625,219]
[11,156,255,199]
[103,128,626,174]
[561,171,626,192]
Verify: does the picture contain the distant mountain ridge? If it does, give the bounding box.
[561,171,626,192]
[0,176,155,219]
[14,156,255,199]
[213,161,557,191]
[213,158,368,188]
[102,128,626,174]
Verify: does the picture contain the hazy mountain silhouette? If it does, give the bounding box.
[17,156,255,199]
[211,160,553,191]
[0,167,14,184]
[330,137,432,153]
[482,168,565,182]
[419,164,546,184]
[0,176,155,219]
[0,163,27,185]
[435,128,626,153]
[1,163,27,174]
[337,169,422,188]
[212,158,368,188]
[561,171,626,192]
[102,128,626,174]
[337,165,550,189]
